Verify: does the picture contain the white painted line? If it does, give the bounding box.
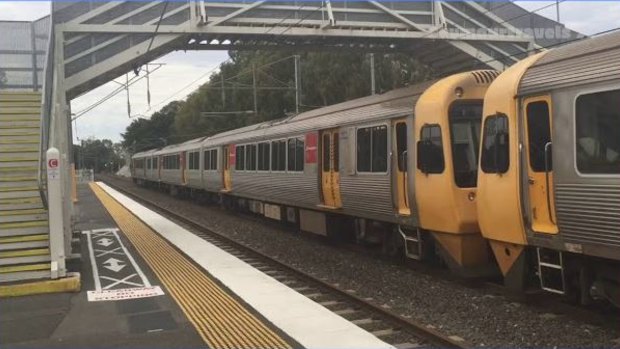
[97,182,394,349]
[84,226,161,301]
[112,229,151,287]
[84,230,102,291]
[100,274,142,289]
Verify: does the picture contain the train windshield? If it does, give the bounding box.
[449,101,483,188]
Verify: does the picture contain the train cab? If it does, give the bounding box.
[412,70,499,276]
[478,30,620,305]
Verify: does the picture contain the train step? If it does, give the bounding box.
[537,248,565,295]
[398,226,422,260]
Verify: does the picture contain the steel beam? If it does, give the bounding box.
[367,1,427,31]
[58,23,533,43]
[208,1,265,27]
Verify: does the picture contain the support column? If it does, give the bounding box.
[294,55,301,114]
[369,53,376,95]
[49,28,72,276]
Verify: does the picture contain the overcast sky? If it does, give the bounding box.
[0,1,618,143]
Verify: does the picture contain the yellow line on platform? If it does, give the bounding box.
[89,182,292,349]
[0,273,80,297]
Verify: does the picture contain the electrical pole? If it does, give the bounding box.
[556,0,560,22]
[221,73,226,109]
[125,73,131,117]
[252,64,258,115]
[369,53,376,95]
[294,55,301,114]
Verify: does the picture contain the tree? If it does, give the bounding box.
[124,50,435,145]
[74,138,124,173]
[121,100,181,153]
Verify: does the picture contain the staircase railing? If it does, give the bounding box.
[37,18,54,210]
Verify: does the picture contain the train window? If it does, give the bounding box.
[449,102,482,187]
[210,149,217,170]
[258,142,270,171]
[481,114,509,174]
[246,144,257,171]
[417,125,444,174]
[357,128,371,172]
[575,89,620,174]
[357,126,387,173]
[287,137,304,172]
[396,123,407,172]
[236,145,245,171]
[271,140,286,171]
[146,158,151,169]
[322,134,331,172]
[295,137,304,172]
[188,151,200,170]
[204,150,211,170]
[287,138,301,172]
[526,101,552,173]
[153,157,158,169]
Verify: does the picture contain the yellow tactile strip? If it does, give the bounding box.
[89,183,292,349]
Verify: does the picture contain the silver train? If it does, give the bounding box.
[132,30,620,306]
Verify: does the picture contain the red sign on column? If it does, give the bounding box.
[305,132,318,164]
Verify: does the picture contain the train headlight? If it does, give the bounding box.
[455,87,464,98]
[468,191,476,201]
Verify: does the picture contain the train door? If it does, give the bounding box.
[181,152,188,185]
[393,119,410,215]
[523,96,557,234]
[222,145,232,192]
[320,129,342,208]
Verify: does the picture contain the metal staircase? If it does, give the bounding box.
[0,91,51,283]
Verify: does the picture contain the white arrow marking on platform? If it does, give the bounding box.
[97,238,114,247]
[103,257,126,272]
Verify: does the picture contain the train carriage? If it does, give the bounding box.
[144,70,500,276]
[131,30,620,306]
[477,30,620,305]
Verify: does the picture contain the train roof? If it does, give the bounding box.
[153,136,208,156]
[519,30,620,95]
[133,148,160,158]
[202,80,435,147]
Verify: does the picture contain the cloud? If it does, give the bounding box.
[515,1,620,35]
[0,1,49,21]
[71,50,229,143]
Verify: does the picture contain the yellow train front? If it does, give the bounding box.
[477,30,620,306]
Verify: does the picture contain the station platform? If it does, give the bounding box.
[2,182,393,349]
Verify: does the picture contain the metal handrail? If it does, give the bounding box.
[37,18,54,210]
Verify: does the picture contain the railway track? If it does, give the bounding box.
[100,177,469,349]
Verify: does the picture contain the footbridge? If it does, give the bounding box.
[0,1,579,285]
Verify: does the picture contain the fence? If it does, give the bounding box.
[0,15,50,91]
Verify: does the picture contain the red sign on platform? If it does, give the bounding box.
[305,132,318,164]
[48,158,58,168]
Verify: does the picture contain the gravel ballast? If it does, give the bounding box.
[101,177,620,348]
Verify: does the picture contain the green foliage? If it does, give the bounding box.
[122,50,434,149]
[73,137,124,173]
[121,100,182,152]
